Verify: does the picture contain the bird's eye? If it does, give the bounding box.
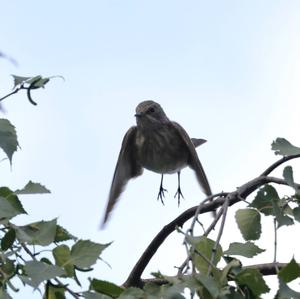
[148,107,155,113]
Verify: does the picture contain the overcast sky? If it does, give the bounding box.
[1,1,300,298]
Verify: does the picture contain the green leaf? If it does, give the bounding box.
[82,292,112,299]
[70,240,110,269]
[15,181,51,195]
[220,258,241,284]
[277,279,300,299]
[283,166,295,188]
[143,283,185,299]
[26,75,42,85]
[44,282,66,299]
[272,200,294,228]
[249,185,279,216]
[160,284,185,299]
[143,282,160,296]
[0,259,15,281]
[0,119,18,165]
[53,241,110,277]
[118,287,145,299]
[23,260,64,288]
[0,288,12,299]
[0,187,14,197]
[53,245,74,277]
[54,225,77,242]
[90,279,123,297]
[0,194,27,219]
[195,274,221,298]
[278,258,300,283]
[235,209,261,240]
[235,268,270,296]
[0,187,27,220]
[29,76,50,88]
[222,288,245,299]
[188,236,222,273]
[11,75,32,88]
[272,138,300,156]
[16,219,57,246]
[1,229,16,251]
[40,258,53,265]
[224,242,265,258]
[293,207,300,222]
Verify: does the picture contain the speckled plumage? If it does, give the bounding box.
[102,100,212,227]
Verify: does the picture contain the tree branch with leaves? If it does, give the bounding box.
[1,75,300,298]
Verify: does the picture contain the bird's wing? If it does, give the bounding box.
[171,122,212,196]
[191,138,207,148]
[102,126,143,227]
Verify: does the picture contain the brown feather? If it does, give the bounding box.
[171,122,212,196]
[101,126,143,227]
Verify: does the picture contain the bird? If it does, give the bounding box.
[102,100,212,227]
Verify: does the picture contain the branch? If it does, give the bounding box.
[208,195,229,275]
[140,262,288,287]
[0,88,19,102]
[260,154,300,176]
[123,176,293,287]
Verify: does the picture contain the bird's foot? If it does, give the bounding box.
[157,186,167,205]
[174,187,184,206]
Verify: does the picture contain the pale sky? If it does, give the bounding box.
[1,1,300,298]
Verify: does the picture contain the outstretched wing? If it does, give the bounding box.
[171,122,212,196]
[101,126,143,227]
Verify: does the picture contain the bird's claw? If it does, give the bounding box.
[157,186,167,205]
[174,187,184,206]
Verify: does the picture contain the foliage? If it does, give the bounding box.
[1,77,300,298]
[0,74,63,106]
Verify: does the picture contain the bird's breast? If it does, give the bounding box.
[136,125,188,174]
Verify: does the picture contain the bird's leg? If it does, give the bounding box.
[157,174,167,205]
[174,171,184,206]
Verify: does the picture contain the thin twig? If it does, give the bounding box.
[194,248,217,271]
[177,242,192,275]
[140,263,290,287]
[123,175,297,287]
[260,154,300,176]
[207,195,230,275]
[203,203,226,237]
[0,88,19,102]
[189,192,228,235]
[177,256,190,275]
[273,218,278,263]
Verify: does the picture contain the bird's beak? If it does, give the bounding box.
[135,113,142,118]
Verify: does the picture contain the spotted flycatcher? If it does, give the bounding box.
[102,100,212,226]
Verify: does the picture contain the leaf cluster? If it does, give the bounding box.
[1,77,300,298]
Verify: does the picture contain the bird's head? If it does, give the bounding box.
[135,100,169,128]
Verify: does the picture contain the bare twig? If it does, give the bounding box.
[177,256,190,275]
[124,175,297,287]
[182,192,227,275]
[124,154,300,287]
[177,241,192,275]
[273,219,278,263]
[203,203,226,237]
[207,195,230,275]
[140,262,289,287]
[260,154,300,176]
[189,192,228,235]
[0,88,19,102]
